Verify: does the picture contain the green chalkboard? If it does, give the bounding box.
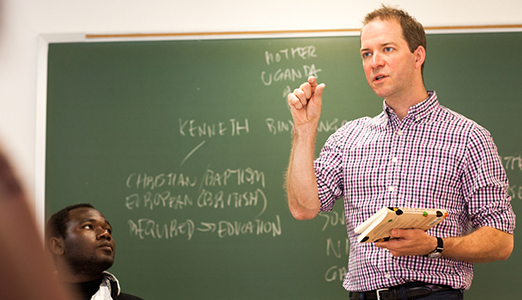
[44,31,522,299]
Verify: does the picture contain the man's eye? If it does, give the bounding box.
[362,52,372,58]
[83,224,93,229]
[384,47,393,52]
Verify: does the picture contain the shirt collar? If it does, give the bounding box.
[382,90,438,124]
[100,271,121,298]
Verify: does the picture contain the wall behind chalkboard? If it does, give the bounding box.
[42,30,522,299]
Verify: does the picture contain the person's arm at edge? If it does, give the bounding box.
[377,226,513,263]
[0,147,77,300]
[442,226,513,262]
[285,77,325,220]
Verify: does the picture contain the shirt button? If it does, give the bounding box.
[392,157,398,163]
[397,130,403,136]
[385,273,391,279]
[388,186,395,192]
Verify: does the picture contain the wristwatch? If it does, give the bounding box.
[428,237,444,259]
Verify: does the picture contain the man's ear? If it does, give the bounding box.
[413,45,426,69]
[49,237,65,255]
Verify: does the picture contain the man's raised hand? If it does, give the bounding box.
[287,76,325,128]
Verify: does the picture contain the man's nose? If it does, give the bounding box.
[371,52,385,68]
[97,228,112,240]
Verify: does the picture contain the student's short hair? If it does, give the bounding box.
[46,203,95,241]
[363,5,427,73]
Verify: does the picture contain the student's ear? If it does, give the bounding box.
[49,237,65,255]
[413,45,426,69]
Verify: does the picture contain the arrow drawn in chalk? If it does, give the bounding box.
[180,140,206,166]
[197,222,217,233]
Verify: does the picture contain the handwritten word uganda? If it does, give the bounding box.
[261,45,322,86]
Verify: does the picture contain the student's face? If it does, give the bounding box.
[63,207,115,275]
[360,18,421,101]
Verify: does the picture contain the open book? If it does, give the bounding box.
[355,207,448,243]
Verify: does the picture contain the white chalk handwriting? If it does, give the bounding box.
[324,265,347,282]
[318,211,346,231]
[500,154,522,171]
[127,215,281,240]
[124,188,267,216]
[179,118,249,137]
[125,167,265,191]
[261,65,322,86]
[265,118,347,136]
[202,167,265,188]
[264,46,317,65]
[126,172,197,190]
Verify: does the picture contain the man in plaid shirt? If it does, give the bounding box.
[286,5,515,300]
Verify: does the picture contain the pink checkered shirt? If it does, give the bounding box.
[315,91,515,291]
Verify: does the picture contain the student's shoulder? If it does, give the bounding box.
[118,292,145,300]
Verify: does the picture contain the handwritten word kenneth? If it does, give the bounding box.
[179,118,249,137]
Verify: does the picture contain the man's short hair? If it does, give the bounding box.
[362,5,427,73]
[46,203,95,242]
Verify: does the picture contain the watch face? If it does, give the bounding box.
[428,252,442,259]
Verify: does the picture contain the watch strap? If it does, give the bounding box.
[434,236,443,252]
[428,237,443,259]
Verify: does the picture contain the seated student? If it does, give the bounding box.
[46,203,144,300]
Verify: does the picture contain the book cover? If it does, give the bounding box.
[355,207,448,243]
